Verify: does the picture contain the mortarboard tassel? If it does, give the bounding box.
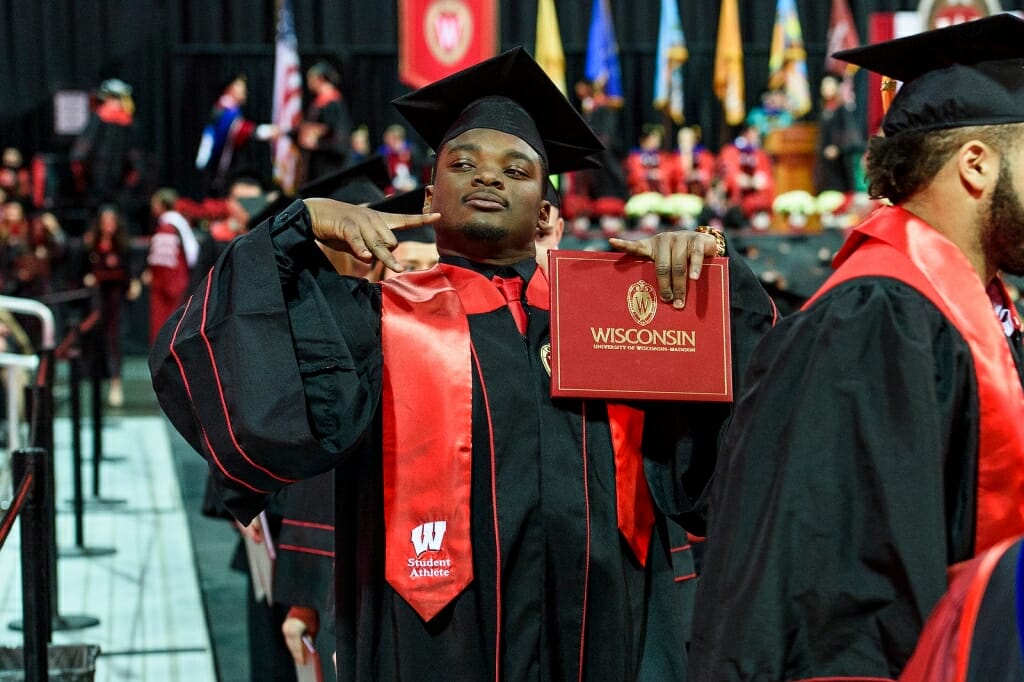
[880,76,897,115]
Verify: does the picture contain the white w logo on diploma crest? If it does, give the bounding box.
[411,521,447,556]
[627,280,658,327]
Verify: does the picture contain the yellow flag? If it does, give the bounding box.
[535,0,567,95]
[713,0,745,126]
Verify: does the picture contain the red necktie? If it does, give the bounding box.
[492,275,528,335]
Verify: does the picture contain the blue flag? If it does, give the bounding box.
[585,0,623,99]
[654,0,687,123]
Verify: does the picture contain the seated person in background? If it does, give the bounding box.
[624,124,675,196]
[696,180,746,232]
[1,200,28,240]
[671,126,716,196]
[0,148,32,206]
[378,124,422,193]
[718,124,775,218]
[746,89,794,138]
[346,124,371,167]
[12,210,65,298]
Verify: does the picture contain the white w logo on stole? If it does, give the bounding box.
[411,521,447,556]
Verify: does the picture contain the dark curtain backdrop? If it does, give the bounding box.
[3,0,1023,200]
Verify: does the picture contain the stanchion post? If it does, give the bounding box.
[13,448,50,682]
[90,355,103,499]
[24,349,57,632]
[69,351,85,548]
[57,327,115,560]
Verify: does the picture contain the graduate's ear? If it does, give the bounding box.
[538,199,552,232]
[424,185,434,214]
[957,140,997,196]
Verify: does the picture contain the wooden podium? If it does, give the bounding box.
[764,122,818,196]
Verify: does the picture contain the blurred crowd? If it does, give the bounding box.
[0,64,892,414]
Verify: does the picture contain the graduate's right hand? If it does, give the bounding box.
[304,198,441,273]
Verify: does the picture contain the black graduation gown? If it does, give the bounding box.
[275,472,335,611]
[304,98,353,181]
[70,112,141,206]
[150,200,776,681]
[813,103,863,194]
[688,277,1024,681]
[274,472,339,682]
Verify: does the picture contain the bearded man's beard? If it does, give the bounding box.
[983,162,1024,276]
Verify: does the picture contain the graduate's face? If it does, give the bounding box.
[426,128,549,261]
[983,157,1024,275]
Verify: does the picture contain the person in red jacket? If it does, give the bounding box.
[717,124,775,218]
[624,124,675,196]
[143,188,198,344]
[670,126,716,196]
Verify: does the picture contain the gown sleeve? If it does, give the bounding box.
[688,278,979,681]
[643,253,778,535]
[149,200,382,523]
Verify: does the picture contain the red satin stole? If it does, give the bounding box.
[806,206,1024,555]
[380,264,655,621]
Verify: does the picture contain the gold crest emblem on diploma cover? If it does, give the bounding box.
[627,280,658,327]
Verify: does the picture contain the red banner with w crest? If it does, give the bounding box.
[399,0,498,89]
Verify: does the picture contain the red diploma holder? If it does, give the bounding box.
[547,251,732,402]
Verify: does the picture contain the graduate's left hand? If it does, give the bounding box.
[609,230,719,309]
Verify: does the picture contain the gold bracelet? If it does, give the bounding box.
[695,225,727,257]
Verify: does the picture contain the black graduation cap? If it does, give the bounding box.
[834,13,1024,136]
[369,187,426,215]
[368,188,435,244]
[298,155,391,205]
[392,47,604,174]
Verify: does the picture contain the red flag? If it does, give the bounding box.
[399,0,498,89]
[825,0,860,76]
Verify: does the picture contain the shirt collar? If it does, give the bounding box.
[440,254,537,284]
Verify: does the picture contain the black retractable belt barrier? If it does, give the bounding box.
[3,293,100,637]
[10,348,101,634]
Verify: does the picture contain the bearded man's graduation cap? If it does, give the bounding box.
[834,13,1024,136]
